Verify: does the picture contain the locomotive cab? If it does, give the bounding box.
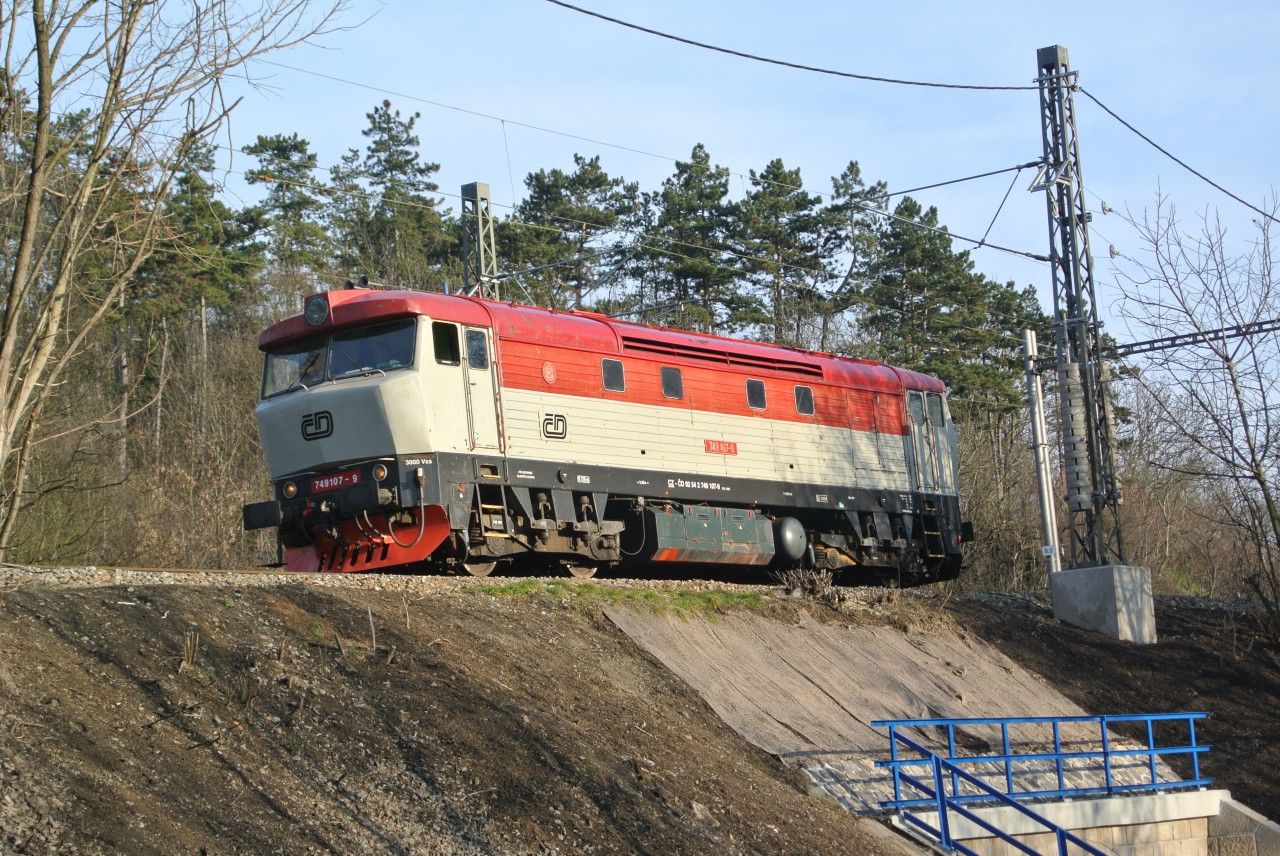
[243,290,506,572]
[257,316,428,478]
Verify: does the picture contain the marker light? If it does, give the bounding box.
[372,463,388,481]
[304,294,329,326]
[282,481,298,499]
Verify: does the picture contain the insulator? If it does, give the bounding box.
[1098,360,1123,505]
[1058,362,1092,511]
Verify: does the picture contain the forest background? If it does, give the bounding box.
[3,1,1277,621]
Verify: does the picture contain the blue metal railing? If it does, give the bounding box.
[872,713,1211,810]
[879,729,1110,856]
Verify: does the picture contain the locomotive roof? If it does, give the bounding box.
[259,287,945,393]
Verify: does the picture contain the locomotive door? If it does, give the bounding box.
[462,327,502,451]
[928,392,957,494]
[907,391,939,493]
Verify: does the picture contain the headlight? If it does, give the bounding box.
[372,463,388,481]
[282,481,298,499]
[304,294,329,326]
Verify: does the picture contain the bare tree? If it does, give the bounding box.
[1112,195,1280,628]
[0,0,345,557]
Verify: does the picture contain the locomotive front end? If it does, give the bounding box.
[242,291,452,572]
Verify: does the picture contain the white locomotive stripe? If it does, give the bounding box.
[502,388,912,492]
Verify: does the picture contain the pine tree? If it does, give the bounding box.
[326,100,453,289]
[858,197,1045,409]
[125,143,264,473]
[510,154,638,309]
[736,158,841,345]
[243,133,330,312]
[640,144,739,332]
[132,143,264,324]
[826,161,887,302]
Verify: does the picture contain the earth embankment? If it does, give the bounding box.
[0,571,892,855]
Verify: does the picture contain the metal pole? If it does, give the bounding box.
[1024,329,1062,575]
[461,181,499,299]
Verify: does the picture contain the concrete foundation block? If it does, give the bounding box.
[1049,564,1157,643]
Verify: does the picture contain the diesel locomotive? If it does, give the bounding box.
[242,286,969,584]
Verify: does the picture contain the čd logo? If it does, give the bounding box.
[541,413,568,439]
[301,410,333,440]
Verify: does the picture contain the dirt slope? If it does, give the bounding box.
[0,574,892,855]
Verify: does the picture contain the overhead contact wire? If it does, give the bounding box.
[1079,87,1279,227]
[873,161,1041,201]
[977,166,1024,247]
[244,68,1045,259]
[541,0,1037,91]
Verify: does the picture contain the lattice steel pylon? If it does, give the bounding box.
[461,181,499,299]
[1036,45,1125,568]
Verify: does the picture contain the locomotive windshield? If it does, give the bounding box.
[261,318,417,398]
[329,319,415,378]
[262,336,326,397]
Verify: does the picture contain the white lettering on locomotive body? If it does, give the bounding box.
[310,471,359,493]
[665,476,730,492]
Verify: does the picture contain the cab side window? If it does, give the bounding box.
[465,329,489,370]
[926,392,945,425]
[746,379,766,410]
[432,322,460,365]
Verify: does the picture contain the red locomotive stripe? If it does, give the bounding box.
[259,289,941,439]
[497,340,909,434]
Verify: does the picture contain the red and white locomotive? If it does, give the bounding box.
[242,286,968,584]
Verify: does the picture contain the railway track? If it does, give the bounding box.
[0,562,774,594]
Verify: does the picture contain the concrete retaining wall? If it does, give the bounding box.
[906,791,1280,856]
[961,816,1206,856]
[908,790,1226,856]
[1208,797,1280,856]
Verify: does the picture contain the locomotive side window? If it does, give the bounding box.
[926,392,945,425]
[432,322,460,365]
[908,394,926,423]
[794,385,815,415]
[465,329,489,370]
[660,366,684,400]
[746,379,766,410]
[602,358,625,392]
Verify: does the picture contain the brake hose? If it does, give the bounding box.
[382,467,429,549]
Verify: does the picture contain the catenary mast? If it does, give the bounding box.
[1035,45,1125,569]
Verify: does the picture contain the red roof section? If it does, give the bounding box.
[258,288,945,393]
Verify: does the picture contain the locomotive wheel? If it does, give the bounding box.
[462,560,497,577]
[564,563,596,580]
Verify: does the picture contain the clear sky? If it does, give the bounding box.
[221,0,1279,327]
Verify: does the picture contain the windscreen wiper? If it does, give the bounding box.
[285,351,324,393]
